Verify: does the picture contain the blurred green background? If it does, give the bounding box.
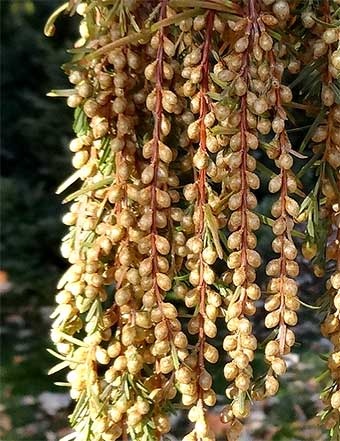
[0,2,331,440]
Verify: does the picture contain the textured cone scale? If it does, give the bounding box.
[46,0,340,440]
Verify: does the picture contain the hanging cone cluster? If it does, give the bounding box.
[46,1,340,440]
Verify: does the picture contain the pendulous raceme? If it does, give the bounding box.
[46,1,340,440]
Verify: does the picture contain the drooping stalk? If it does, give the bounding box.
[262,46,300,399]
[297,1,340,435]
[221,2,262,435]
[137,2,189,436]
[45,1,340,440]
[180,11,220,441]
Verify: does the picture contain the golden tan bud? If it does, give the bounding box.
[259,32,273,51]
[269,175,282,193]
[193,14,206,31]
[154,235,170,255]
[234,77,247,96]
[331,391,340,409]
[234,351,250,369]
[283,309,298,326]
[199,369,213,391]
[265,310,280,328]
[224,362,238,381]
[115,287,131,306]
[95,346,110,365]
[234,36,249,53]
[285,196,299,218]
[203,343,219,364]
[271,357,287,376]
[265,340,280,358]
[223,335,238,352]
[187,120,200,141]
[285,329,295,347]
[331,273,340,290]
[193,149,209,170]
[231,399,250,419]
[204,318,217,338]
[156,273,171,291]
[235,372,250,391]
[265,375,279,396]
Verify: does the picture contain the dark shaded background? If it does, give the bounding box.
[1,2,75,439]
[0,2,331,440]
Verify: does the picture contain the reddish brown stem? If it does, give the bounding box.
[277,165,288,355]
[238,0,257,307]
[150,0,166,301]
[122,418,128,441]
[272,59,290,355]
[196,11,214,405]
[336,230,340,272]
[149,0,175,358]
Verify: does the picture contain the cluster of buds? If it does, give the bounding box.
[320,226,340,432]
[254,4,300,400]
[179,11,226,441]
[46,0,340,440]
[299,0,340,272]
[297,1,340,435]
[262,94,299,398]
